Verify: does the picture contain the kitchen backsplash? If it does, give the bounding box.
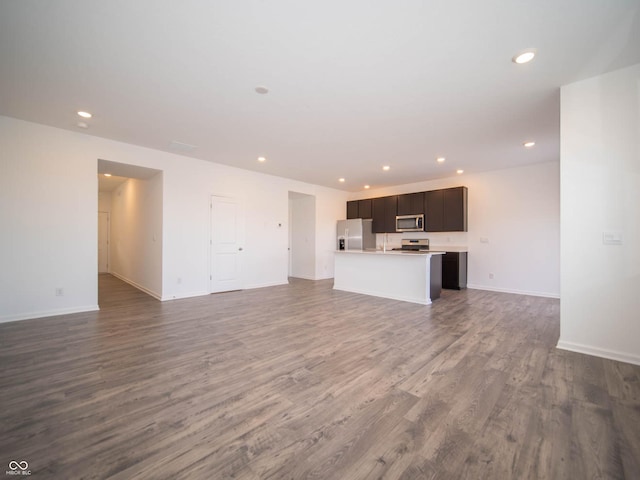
[375,231,468,250]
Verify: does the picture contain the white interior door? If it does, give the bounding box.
[210,196,244,293]
[98,211,110,273]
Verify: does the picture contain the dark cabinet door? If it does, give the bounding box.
[397,192,424,215]
[384,195,398,233]
[358,198,372,219]
[441,253,458,289]
[397,194,410,216]
[346,199,373,219]
[372,196,397,233]
[442,252,467,289]
[425,187,467,232]
[443,187,467,232]
[372,197,386,233]
[346,201,358,219]
[424,190,444,232]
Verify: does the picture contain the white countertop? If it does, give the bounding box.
[336,249,444,256]
[429,246,468,253]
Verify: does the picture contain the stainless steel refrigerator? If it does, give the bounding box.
[337,219,375,251]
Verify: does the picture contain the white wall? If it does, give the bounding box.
[314,191,346,280]
[0,115,348,321]
[289,193,316,279]
[350,161,560,297]
[98,191,112,212]
[110,175,163,298]
[0,117,99,321]
[559,63,640,365]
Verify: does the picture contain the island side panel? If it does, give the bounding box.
[430,254,442,300]
[333,252,431,305]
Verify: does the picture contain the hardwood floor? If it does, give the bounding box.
[1,274,639,479]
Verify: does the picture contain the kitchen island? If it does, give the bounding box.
[333,250,444,305]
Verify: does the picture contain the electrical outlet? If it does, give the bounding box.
[480,237,489,243]
[55,287,64,296]
[177,277,182,285]
[489,273,494,280]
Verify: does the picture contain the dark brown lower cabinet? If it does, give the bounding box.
[442,252,467,290]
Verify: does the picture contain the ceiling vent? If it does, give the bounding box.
[169,140,197,152]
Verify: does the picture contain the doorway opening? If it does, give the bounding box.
[97,159,163,306]
[288,191,316,280]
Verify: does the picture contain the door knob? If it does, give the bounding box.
[238,247,243,251]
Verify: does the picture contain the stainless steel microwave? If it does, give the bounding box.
[396,214,424,232]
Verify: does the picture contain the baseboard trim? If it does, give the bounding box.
[290,275,335,281]
[161,291,209,301]
[557,340,640,366]
[161,281,290,300]
[289,274,317,281]
[467,284,560,299]
[0,305,100,324]
[244,280,288,290]
[110,271,162,300]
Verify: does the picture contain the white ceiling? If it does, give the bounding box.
[97,174,128,193]
[2,1,640,192]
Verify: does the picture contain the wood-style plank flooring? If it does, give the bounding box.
[1,275,639,479]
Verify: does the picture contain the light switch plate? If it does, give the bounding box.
[602,231,623,245]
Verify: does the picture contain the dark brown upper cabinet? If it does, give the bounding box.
[443,187,467,232]
[397,192,425,216]
[425,186,467,232]
[424,190,444,232]
[348,186,466,233]
[346,200,358,219]
[346,199,373,219]
[372,195,398,233]
[358,198,372,219]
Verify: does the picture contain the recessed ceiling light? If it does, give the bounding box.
[523,141,536,148]
[456,169,464,175]
[512,49,536,64]
[257,156,266,162]
[338,178,345,183]
[382,165,390,171]
[77,111,92,118]
[364,185,370,189]
[255,86,269,94]
[103,173,112,177]
[436,157,446,163]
